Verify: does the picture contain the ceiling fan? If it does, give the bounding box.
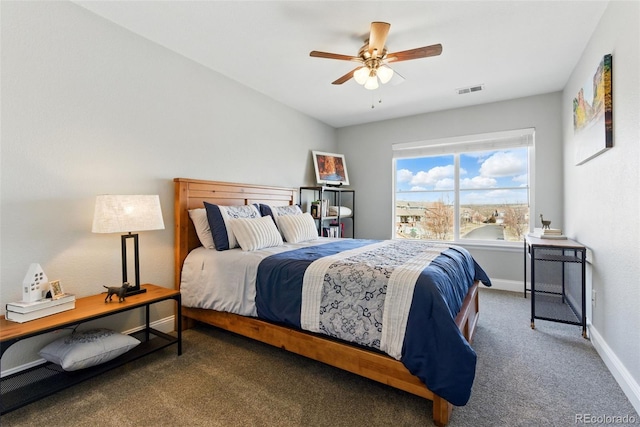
[310,21,443,90]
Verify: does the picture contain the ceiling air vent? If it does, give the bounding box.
[456,84,484,95]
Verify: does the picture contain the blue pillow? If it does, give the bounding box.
[204,202,261,251]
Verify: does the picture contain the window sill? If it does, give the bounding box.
[453,240,523,253]
[393,238,523,253]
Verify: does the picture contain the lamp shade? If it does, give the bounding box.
[353,66,370,85]
[364,75,379,90]
[377,65,394,84]
[92,195,164,234]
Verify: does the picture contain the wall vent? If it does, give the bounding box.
[456,84,484,95]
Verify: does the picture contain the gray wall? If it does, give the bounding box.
[337,92,564,285]
[561,0,640,408]
[0,1,335,370]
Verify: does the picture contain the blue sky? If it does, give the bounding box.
[396,149,529,205]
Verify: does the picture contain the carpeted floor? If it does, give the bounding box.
[1,289,637,426]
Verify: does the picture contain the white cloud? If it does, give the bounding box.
[397,168,414,183]
[513,173,528,183]
[479,151,527,177]
[460,176,497,189]
[435,178,455,190]
[410,165,455,186]
[461,189,528,205]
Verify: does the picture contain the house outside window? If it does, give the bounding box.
[393,129,534,245]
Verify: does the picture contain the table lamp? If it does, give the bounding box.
[92,195,165,295]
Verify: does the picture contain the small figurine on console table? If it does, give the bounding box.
[104,283,130,303]
[539,214,552,229]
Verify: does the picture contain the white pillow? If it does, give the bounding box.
[188,208,214,249]
[328,206,352,217]
[276,212,319,243]
[39,328,140,371]
[230,216,283,251]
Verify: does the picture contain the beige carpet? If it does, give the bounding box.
[1,289,637,426]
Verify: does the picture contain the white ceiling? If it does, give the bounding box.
[75,1,609,128]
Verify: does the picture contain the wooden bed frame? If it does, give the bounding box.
[173,178,480,426]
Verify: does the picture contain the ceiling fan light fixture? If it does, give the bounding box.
[364,75,379,90]
[377,65,394,84]
[354,67,370,85]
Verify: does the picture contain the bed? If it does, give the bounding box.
[174,178,490,426]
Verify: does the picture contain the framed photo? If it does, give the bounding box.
[312,151,350,186]
[573,53,613,165]
[49,280,65,300]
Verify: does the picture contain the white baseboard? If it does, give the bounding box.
[1,358,47,378]
[1,315,176,378]
[486,279,638,414]
[122,315,176,335]
[589,324,640,416]
[483,278,523,294]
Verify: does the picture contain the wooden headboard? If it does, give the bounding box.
[173,178,296,289]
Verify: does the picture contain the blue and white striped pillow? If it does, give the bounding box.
[229,216,283,251]
[276,213,319,243]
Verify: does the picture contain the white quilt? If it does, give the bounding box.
[180,238,334,316]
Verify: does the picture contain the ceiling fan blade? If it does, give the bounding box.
[386,44,443,62]
[332,68,361,85]
[368,22,390,57]
[310,51,360,62]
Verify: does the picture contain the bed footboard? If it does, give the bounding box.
[180,281,479,427]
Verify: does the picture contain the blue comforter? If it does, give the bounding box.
[255,239,491,406]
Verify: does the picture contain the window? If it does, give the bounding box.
[393,129,534,244]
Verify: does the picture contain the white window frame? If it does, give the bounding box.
[392,128,535,247]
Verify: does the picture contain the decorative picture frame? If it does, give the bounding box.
[312,151,350,186]
[573,53,613,165]
[49,280,65,300]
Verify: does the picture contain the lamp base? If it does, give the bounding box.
[125,287,147,296]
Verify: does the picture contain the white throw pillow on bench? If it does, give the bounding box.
[39,328,140,371]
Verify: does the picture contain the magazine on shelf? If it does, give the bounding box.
[6,293,76,314]
[529,228,567,239]
[5,299,75,323]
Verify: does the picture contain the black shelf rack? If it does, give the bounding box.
[300,186,355,238]
[524,235,587,338]
[1,329,177,414]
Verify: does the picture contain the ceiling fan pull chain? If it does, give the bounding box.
[370,90,384,109]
